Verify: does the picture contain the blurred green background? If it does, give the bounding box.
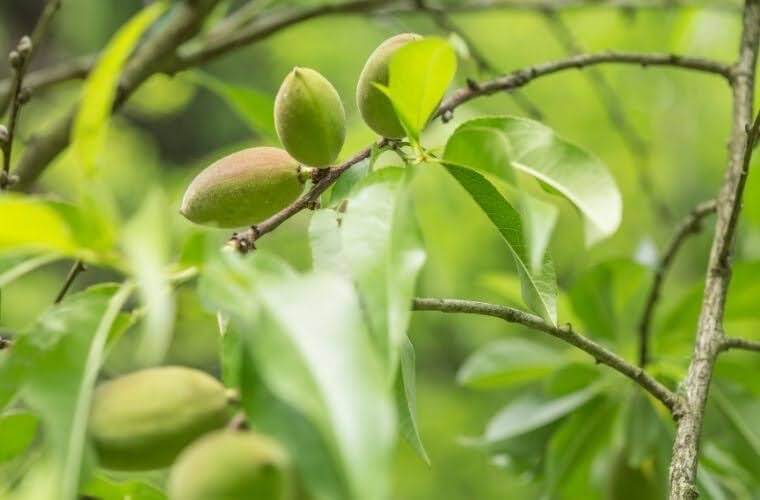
[1,1,758,498]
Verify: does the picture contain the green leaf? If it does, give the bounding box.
[0,411,38,463]
[199,252,395,500]
[545,398,617,495]
[457,338,565,389]
[122,190,175,367]
[72,2,167,173]
[377,37,457,141]
[6,283,132,500]
[444,116,622,245]
[712,387,760,456]
[0,253,60,288]
[184,70,276,139]
[327,158,370,206]
[81,474,166,500]
[520,194,559,272]
[395,338,429,464]
[483,385,600,448]
[309,168,428,462]
[568,258,649,340]
[443,164,557,323]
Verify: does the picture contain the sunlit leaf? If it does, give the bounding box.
[377,37,457,141]
[199,252,395,500]
[442,164,557,323]
[309,168,428,462]
[72,2,167,173]
[458,338,565,389]
[444,116,622,245]
[0,411,38,463]
[122,190,175,367]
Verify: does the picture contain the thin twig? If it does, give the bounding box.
[412,297,683,414]
[53,260,86,305]
[668,0,759,495]
[420,0,543,119]
[0,0,61,190]
[541,10,673,220]
[229,50,732,250]
[637,199,717,367]
[721,336,760,352]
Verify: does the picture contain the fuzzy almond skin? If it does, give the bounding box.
[89,366,232,470]
[168,430,293,500]
[274,67,346,168]
[356,33,422,139]
[180,147,302,228]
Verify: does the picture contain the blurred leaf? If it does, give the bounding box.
[199,251,395,500]
[568,258,648,340]
[310,168,428,462]
[0,411,38,463]
[0,253,60,288]
[542,363,602,396]
[483,385,600,448]
[377,37,457,141]
[442,164,557,323]
[7,283,132,500]
[712,387,760,456]
[395,338,429,464]
[339,167,426,378]
[623,392,663,466]
[545,398,616,495]
[72,2,167,174]
[444,117,622,245]
[127,73,196,118]
[81,474,165,500]
[122,190,175,367]
[457,338,564,390]
[0,198,117,265]
[185,70,276,139]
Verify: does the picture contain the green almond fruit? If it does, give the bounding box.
[274,67,346,168]
[89,366,233,470]
[168,430,293,500]
[356,33,422,139]
[180,147,303,228]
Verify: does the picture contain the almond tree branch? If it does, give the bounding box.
[412,297,683,414]
[53,260,86,304]
[720,336,760,352]
[668,0,760,496]
[230,50,733,249]
[0,0,61,190]
[638,199,717,367]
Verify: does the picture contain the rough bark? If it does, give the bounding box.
[668,1,760,498]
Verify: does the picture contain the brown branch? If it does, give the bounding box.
[229,50,732,250]
[53,260,86,305]
[638,199,717,367]
[720,336,760,352]
[412,297,683,414]
[668,0,760,496]
[0,0,61,190]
